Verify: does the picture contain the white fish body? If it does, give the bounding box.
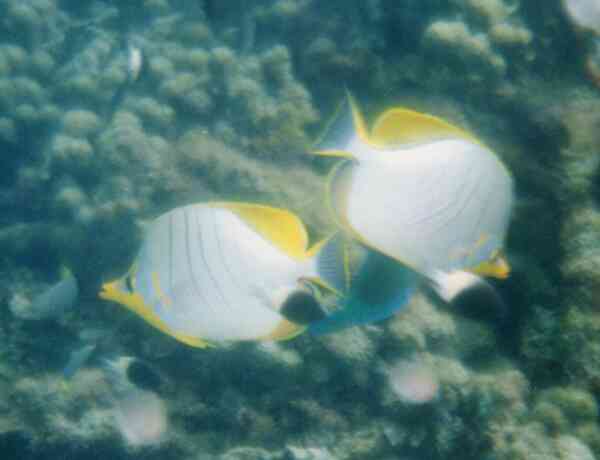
[563,0,600,34]
[317,94,513,280]
[128,45,143,82]
[100,203,325,347]
[334,138,512,274]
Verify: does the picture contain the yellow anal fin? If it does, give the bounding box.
[471,253,511,279]
[99,280,213,348]
[257,318,306,342]
[311,149,354,158]
[370,107,483,147]
[214,202,309,260]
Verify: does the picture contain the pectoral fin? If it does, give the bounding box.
[308,251,418,336]
[312,233,353,295]
[308,284,416,336]
[257,318,307,341]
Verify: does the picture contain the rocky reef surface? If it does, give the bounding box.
[0,1,599,459]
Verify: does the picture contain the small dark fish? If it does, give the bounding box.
[30,273,79,320]
[126,359,163,393]
[63,344,96,379]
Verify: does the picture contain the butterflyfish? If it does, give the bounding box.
[99,202,330,347]
[309,235,509,336]
[305,94,514,330]
[63,343,96,379]
[313,93,513,282]
[28,267,79,320]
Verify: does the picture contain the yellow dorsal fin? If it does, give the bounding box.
[215,202,309,260]
[311,91,370,158]
[99,280,212,348]
[347,91,369,143]
[370,107,482,147]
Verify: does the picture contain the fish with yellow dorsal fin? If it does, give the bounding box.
[99,202,331,347]
[309,93,513,326]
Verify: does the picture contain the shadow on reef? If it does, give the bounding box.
[592,162,600,205]
[492,88,587,392]
[467,87,568,385]
[0,431,174,460]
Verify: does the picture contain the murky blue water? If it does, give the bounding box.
[1,1,599,459]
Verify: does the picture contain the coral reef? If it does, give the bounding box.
[0,1,599,460]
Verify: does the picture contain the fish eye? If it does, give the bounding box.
[125,274,134,293]
[280,291,327,325]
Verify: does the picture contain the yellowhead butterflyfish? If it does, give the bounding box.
[312,93,513,279]
[306,94,514,333]
[100,202,330,347]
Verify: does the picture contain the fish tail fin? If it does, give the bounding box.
[429,270,506,313]
[312,90,368,158]
[308,255,418,336]
[305,232,352,296]
[308,284,416,336]
[280,234,349,327]
[306,300,357,336]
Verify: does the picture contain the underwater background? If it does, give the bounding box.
[1,0,599,459]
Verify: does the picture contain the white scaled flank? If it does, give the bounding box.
[341,139,512,274]
[563,0,600,34]
[133,204,309,342]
